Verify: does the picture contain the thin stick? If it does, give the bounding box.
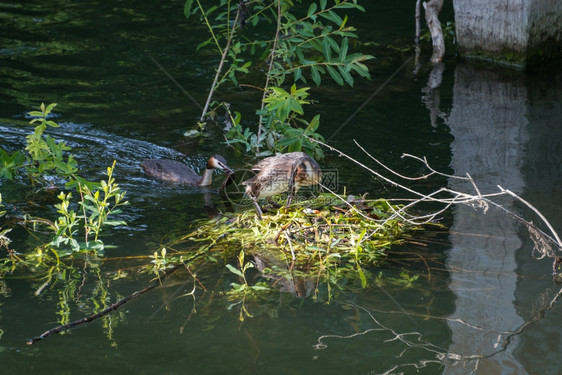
[307,135,562,257]
[256,0,282,149]
[149,55,203,110]
[500,187,562,247]
[26,264,183,345]
[413,0,421,74]
[326,57,412,142]
[199,2,242,123]
[414,0,421,46]
[284,230,296,261]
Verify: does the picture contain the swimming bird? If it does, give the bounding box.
[141,155,233,186]
[242,152,322,218]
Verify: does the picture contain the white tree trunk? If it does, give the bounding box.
[453,0,562,67]
[424,0,445,63]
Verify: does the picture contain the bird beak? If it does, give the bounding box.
[215,159,234,175]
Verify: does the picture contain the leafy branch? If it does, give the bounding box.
[184,0,373,157]
[0,103,129,261]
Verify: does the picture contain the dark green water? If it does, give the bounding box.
[1,1,562,374]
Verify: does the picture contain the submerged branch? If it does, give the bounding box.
[26,263,184,345]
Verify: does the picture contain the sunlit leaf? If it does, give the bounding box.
[103,220,127,226]
[339,14,348,30]
[226,264,245,278]
[46,103,57,113]
[358,267,367,288]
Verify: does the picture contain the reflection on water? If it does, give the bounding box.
[516,71,562,374]
[446,64,527,373]
[443,64,562,373]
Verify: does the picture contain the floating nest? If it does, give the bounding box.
[185,193,422,296]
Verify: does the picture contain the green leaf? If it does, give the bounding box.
[350,62,371,78]
[338,65,354,86]
[322,36,332,61]
[325,36,340,53]
[288,137,302,152]
[196,38,213,50]
[335,3,365,12]
[289,99,304,115]
[358,267,367,288]
[205,5,218,16]
[307,114,321,132]
[276,137,298,147]
[251,15,259,27]
[339,37,349,62]
[46,103,57,113]
[294,68,304,83]
[295,47,306,63]
[250,285,270,291]
[184,0,194,19]
[320,0,327,11]
[290,83,297,96]
[339,14,348,30]
[103,220,127,226]
[226,264,245,278]
[311,65,321,86]
[326,65,344,85]
[320,10,343,26]
[307,3,317,17]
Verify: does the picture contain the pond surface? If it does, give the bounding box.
[1,1,562,374]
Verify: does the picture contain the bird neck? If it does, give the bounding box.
[198,168,214,186]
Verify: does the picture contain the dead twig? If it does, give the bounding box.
[26,263,185,345]
[306,136,562,275]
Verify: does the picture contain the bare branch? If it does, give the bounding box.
[306,136,562,268]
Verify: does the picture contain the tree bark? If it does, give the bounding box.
[424,0,445,64]
[453,0,562,67]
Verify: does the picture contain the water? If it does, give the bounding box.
[1,1,562,374]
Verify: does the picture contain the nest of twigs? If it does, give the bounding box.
[186,193,422,287]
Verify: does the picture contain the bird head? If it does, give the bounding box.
[208,155,234,175]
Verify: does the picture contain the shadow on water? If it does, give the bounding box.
[1,1,562,374]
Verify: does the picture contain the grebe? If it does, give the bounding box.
[242,152,321,218]
[141,155,233,186]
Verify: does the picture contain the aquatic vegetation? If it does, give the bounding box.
[185,193,422,307]
[50,161,128,253]
[0,103,77,183]
[0,194,10,252]
[0,104,129,276]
